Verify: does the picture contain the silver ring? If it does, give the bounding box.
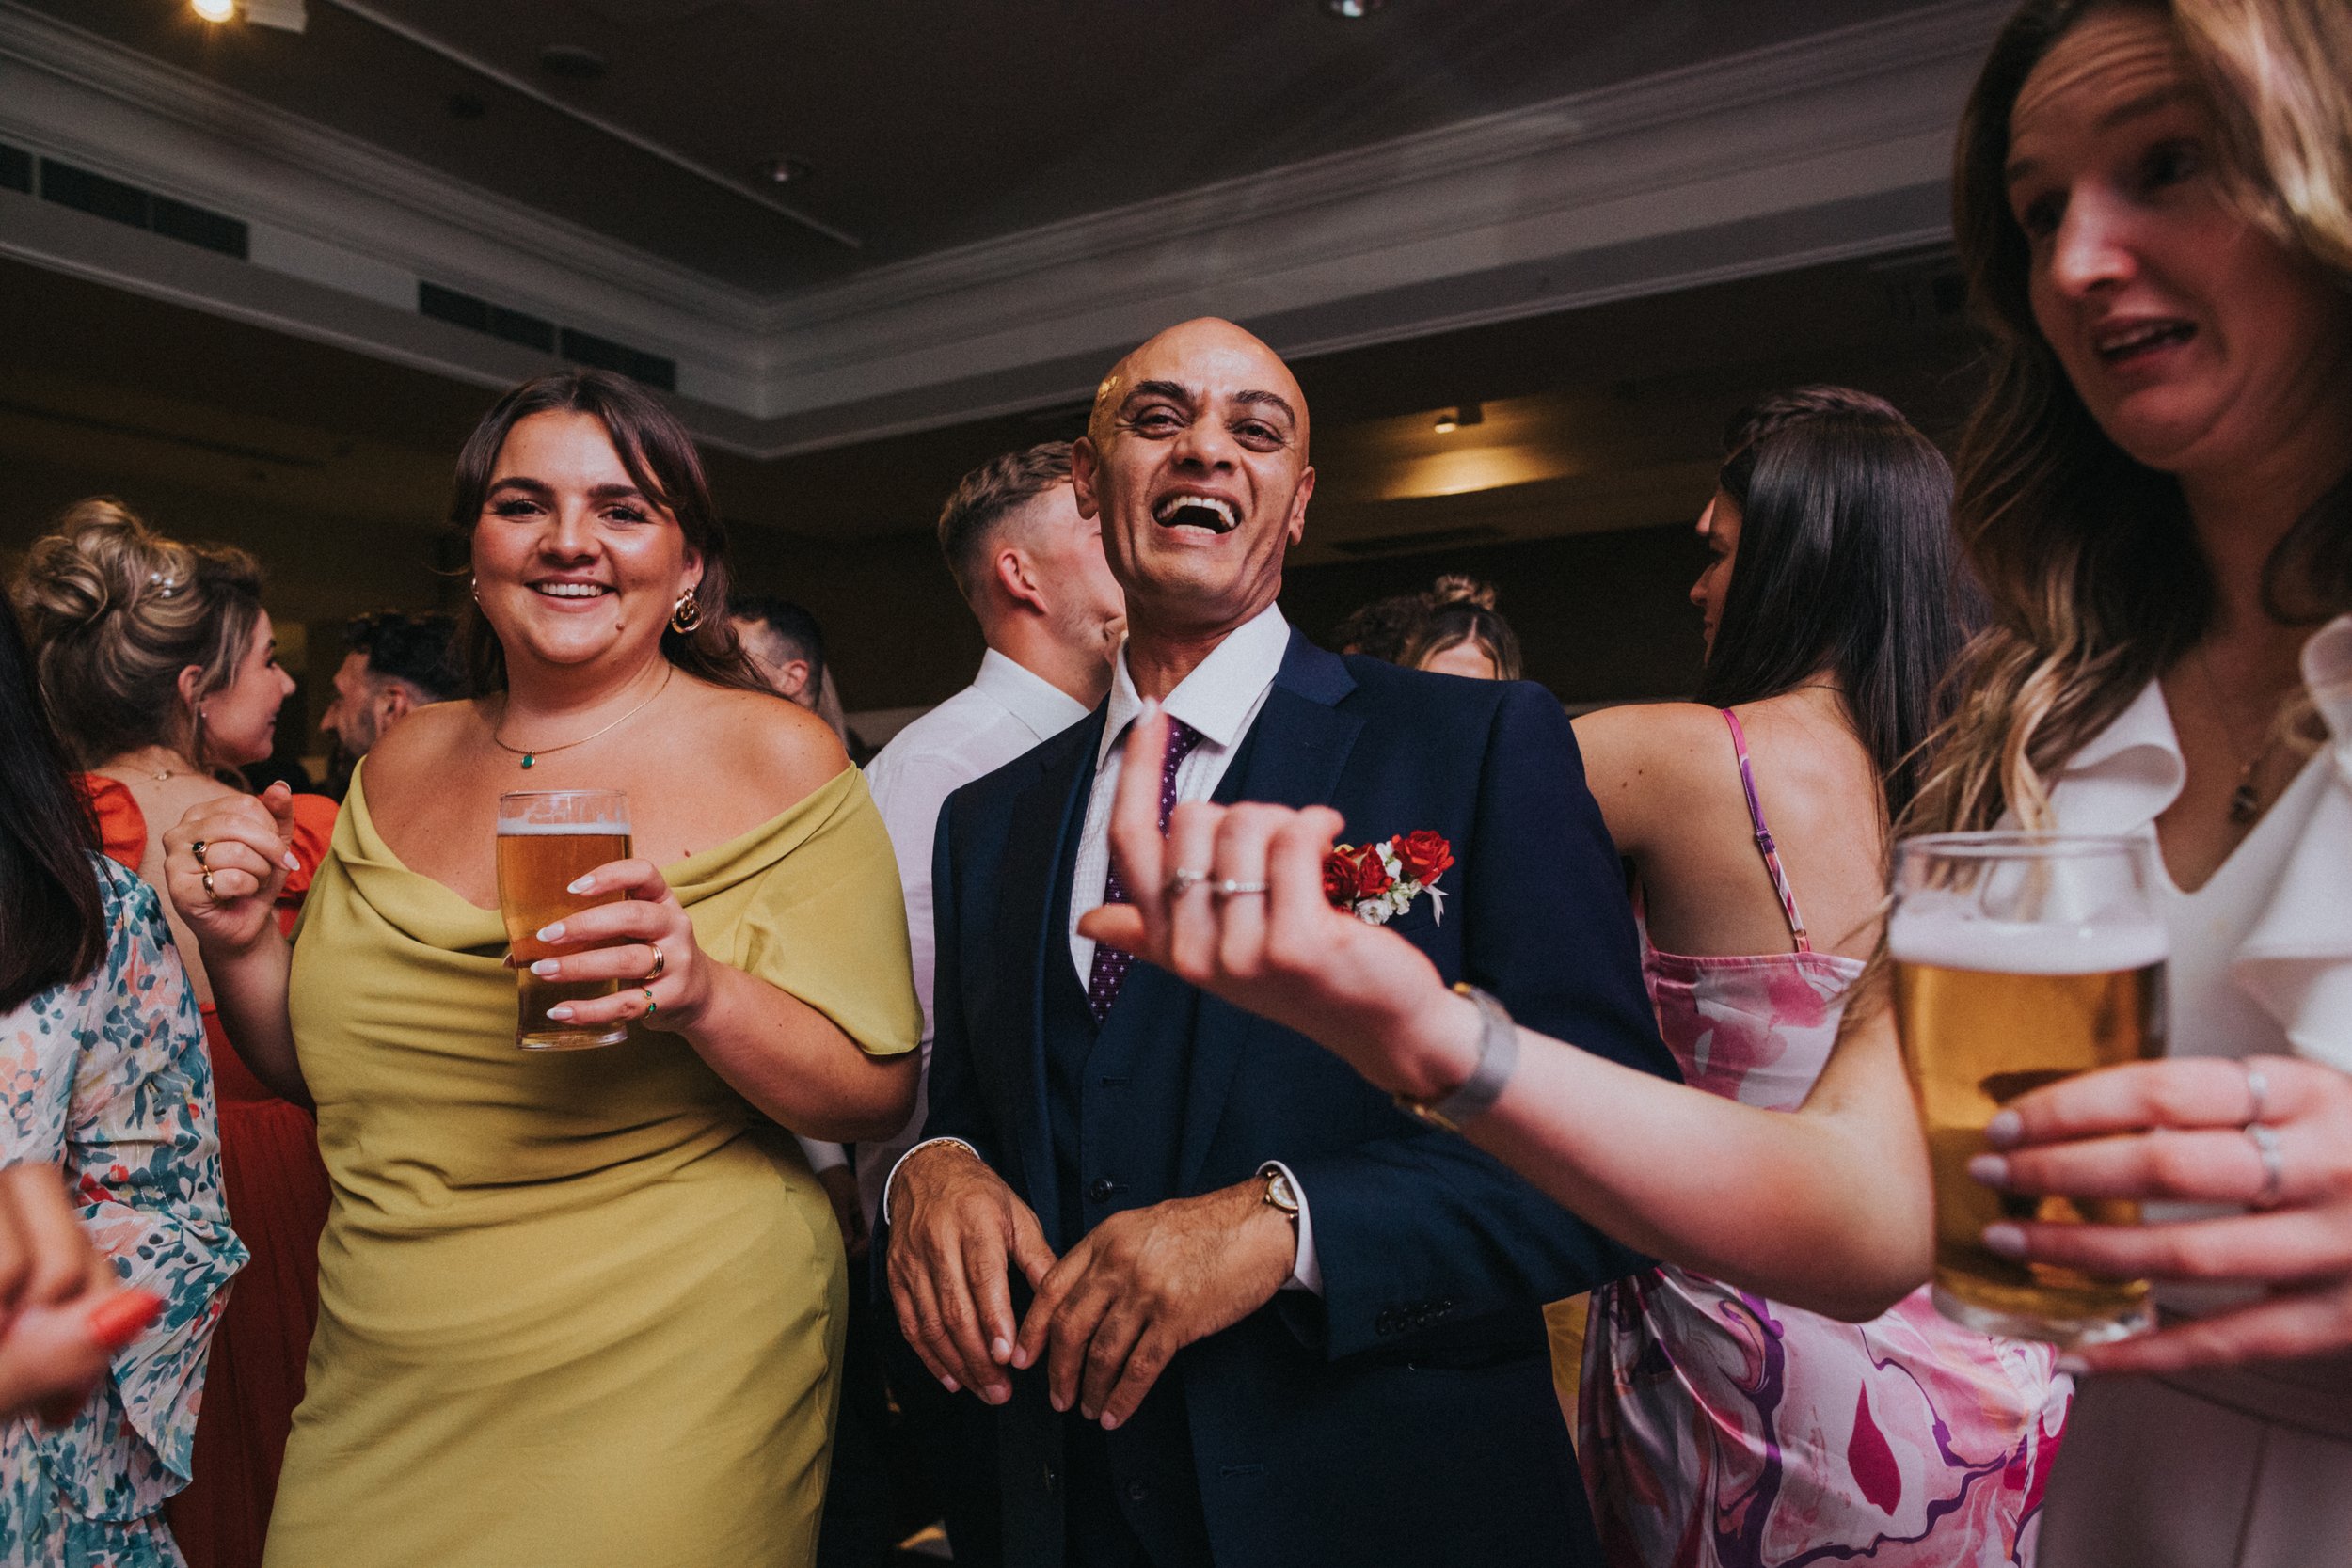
[2244,1062,2272,1125]
[1214,879,1269,896]
[2246,1122,2285,1209]
[1165,867,1209,898]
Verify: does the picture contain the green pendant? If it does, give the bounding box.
[521,753,534,769]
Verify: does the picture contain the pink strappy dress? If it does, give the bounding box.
[1579,710,2073,1568]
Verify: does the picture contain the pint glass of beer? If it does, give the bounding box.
[496,789,632,1051]
[1890,832,2168,1346]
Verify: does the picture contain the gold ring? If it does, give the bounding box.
[640,988,658,1020]
[644,945,668,983]
[200,870,215,897]
[191,840,209,868]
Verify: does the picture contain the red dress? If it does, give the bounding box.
[78,776,338,1568]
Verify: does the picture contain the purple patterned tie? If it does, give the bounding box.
[1086,715,1203,1024]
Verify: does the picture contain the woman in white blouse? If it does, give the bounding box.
[1072,2,2352,1562]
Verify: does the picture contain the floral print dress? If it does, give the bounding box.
[1579,711,2071,1568]
[1,856,246,1568]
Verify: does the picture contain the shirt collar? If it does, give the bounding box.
[1098,603,1291,771]
[971,648,1089,744]
[2044,675,2187,835]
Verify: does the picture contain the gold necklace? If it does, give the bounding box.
[2191,644,2290,826]
[489,665,674,771]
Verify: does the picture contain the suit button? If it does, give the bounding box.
[1126,1481,1151,1504]
[1087,1177,1118,1204]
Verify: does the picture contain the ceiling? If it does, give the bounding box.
[29,0,1944,293]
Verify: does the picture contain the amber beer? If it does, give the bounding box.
[1890,833,2167,1347]
[496,790,631,1051]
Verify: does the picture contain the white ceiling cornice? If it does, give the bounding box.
[0,0,2010,454]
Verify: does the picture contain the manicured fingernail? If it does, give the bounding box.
[566,876,596,895]
[547,1005,574,1022]
[283,850,301,870]
[939,1374,959,1393]
[1980,1223,2027,1259]
[1967,1153,2010,1189]
[2054,1354,2090,1377]
[1101,1412,1120,1431]
[1051,1392,1069,1413]
[1985,1110,2024,1148]
[86,1290,164,1352]
[537,922,564,942]
[531,959,560,977]
[992,1336,1012,1363]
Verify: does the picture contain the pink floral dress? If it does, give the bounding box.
[1579,711,2071,1568]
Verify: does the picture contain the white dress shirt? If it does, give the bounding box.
[827,650,1092,1223]
[886,604,1323,1293]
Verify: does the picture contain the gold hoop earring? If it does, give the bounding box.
[670,588,703,634]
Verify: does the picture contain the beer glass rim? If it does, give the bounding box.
[496,788,628,809]
[1895,830,2149,864]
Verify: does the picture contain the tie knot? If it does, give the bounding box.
[1163,716,1204,771]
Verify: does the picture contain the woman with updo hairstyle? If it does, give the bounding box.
[165,370,920,1567]
[1401,575,1523,680]
[15,498,331,1568]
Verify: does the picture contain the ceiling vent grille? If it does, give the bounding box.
[37,158,248,260]
[419,283,676,392]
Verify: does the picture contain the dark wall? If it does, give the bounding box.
[1280,521,1706,705]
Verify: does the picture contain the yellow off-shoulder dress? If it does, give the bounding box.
[262,764,920,1568]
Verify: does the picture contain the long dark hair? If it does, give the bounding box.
[1694,387,1981,822]
[448,372,766,695]
[0,602,106,1012]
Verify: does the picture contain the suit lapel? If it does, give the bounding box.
[993,710,1103,1226]
[1178,634,1363,1188]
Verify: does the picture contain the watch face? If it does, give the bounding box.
[1263,1168,1301,1214]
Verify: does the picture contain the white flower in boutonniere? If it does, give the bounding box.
[1322,831,1455,926]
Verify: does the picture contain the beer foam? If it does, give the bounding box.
[495,818,630,836]
[1888,911,2168,974]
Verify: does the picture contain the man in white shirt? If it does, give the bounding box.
[863,441,1127,1222]
[847,441,1123,1568]
[882,319,1677,1568]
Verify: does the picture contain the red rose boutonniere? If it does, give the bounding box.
[1323,832,1453,926]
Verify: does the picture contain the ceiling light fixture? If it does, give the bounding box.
[1324,0,1386,16]
[1433,403,1484,434]
[191,0,236,21]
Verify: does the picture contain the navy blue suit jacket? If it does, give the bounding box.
[904,631,1678,1567]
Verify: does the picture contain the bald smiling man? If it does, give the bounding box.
[881,320,1679,1568]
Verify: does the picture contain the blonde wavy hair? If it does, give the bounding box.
[12,498,268,769]
[1912,0,2352,834]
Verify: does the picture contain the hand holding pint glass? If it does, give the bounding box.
[498,790,633,1050]
[1889,832,2168,1347]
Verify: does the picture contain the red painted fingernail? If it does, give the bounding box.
[86,1290,164,1352]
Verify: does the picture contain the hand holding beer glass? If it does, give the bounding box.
[1890,832,2168,1346]
[498,790,633,1050]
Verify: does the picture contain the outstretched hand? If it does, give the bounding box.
[1077,705,1473,1101]
[1974,1053,2352,1373]
[162,782,301,957]
[0,1164,163,1423]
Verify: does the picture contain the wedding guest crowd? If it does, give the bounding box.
[2,3,2349,1567]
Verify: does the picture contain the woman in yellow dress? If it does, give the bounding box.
[156,370,922,1568]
